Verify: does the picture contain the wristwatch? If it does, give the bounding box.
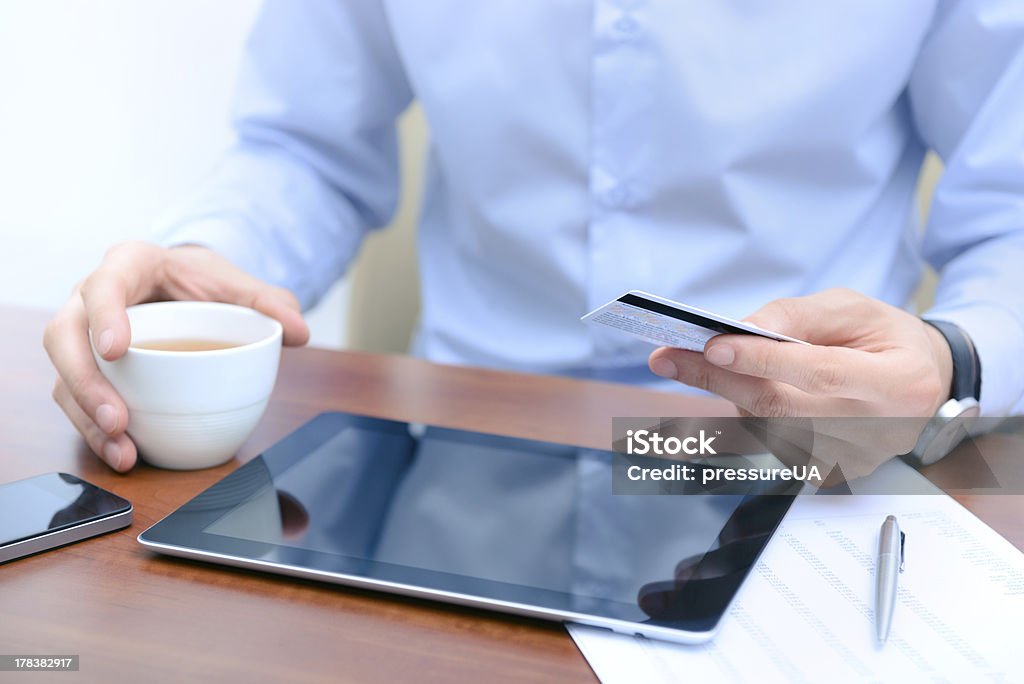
[904,320,982,466]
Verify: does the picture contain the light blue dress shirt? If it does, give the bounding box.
[163,0,1024,414]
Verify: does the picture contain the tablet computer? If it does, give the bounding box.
[139,412,796,644]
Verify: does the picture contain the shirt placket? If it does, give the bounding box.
[588,0,652,361]
[572,0,653,607]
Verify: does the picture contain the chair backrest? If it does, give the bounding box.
[913,152,943,312]
[345,104,428,353]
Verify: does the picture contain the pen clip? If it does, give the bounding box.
[899,531,906,573]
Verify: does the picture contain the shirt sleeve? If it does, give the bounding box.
[157,0,413,309]
[909,0,1024,415]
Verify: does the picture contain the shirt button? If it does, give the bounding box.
[614,16,638,37]
[602,185,633,209]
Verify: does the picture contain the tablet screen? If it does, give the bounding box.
[141,413,796,635]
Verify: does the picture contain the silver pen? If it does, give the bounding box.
[876,515,905,644]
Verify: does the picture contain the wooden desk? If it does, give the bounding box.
[3,305,1022,682]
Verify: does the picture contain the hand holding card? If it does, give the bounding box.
[583,288,958,484]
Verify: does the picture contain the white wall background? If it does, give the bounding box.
[0,0,350,347]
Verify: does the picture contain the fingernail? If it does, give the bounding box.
[706,344,735,367]
[98,329,114,356]
[650,357,678,379]
[103,441,123,470]
[96,403,118,434]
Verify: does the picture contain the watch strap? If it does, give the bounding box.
[923,319,981,402]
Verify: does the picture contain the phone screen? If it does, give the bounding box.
[0,473,131,547]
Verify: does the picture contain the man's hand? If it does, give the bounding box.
[648,288,955,480]
[43,242,309,472]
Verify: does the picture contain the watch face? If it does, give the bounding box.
[918,400,980,466]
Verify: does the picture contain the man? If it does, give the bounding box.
[44,1,1024,472]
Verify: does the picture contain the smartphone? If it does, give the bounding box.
[0,472,132,564]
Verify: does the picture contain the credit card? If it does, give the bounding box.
[581,290,808,352]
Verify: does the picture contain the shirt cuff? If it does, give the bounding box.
[156,217,272,285]
[923,304,1024,415]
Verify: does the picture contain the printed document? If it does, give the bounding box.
[568,462,1024,683]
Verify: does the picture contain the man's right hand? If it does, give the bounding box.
[43,242,310,472]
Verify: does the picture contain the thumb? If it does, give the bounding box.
[82,285,132,361]
[80,241,170,360]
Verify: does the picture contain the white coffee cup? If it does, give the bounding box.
[93,301,283,470]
